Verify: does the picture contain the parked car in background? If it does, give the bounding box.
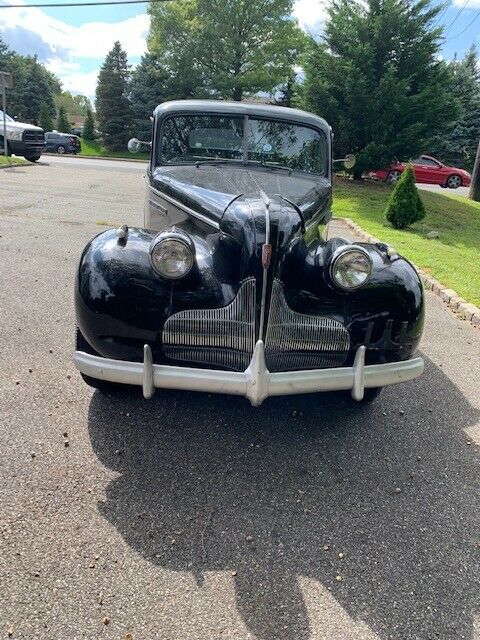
[73,100,425,407]
[45,131,81,155]
[373,155,471,188]
[0,109,45,162]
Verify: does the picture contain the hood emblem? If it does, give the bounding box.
[262,243,272,270]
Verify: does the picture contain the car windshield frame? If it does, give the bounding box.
[0,110,14,123]
[157,112,327,177]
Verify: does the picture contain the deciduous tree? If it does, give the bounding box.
[149,0,305,102]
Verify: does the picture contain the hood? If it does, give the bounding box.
[5,120,43,132]
[151,164,331,226]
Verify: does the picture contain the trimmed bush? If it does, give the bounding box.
[385,163,426,229]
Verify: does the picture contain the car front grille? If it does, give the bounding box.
[22,129,45,143]
[163,278,256,371]
[162,278,350,372]
[264,280,350,372]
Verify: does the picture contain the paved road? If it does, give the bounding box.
[1,160,479,640]
[418,183,470,198]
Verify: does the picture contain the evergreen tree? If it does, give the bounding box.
[385,164,425,229]
[39,103,54,132]
[130,53,174,140]
[149,0,305,102]
[56,104,71,133]
[430,46,480,171]
[83,107,96,141]
[298,0,457,177]
[95,41,133,151]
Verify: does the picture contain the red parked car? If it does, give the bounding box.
[373,155,471,189]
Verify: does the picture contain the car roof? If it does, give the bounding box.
[153,100,331,133]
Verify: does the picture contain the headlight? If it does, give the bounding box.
[150,233,195,280]
[330,245,373,290]
[7,130,23,141]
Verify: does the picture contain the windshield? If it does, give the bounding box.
[0,110,14,123]
[159,114,326,174]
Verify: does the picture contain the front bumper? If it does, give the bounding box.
[8,140,45,155]
[73,341,424,407]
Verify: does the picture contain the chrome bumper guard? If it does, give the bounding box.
[73,342,424,407]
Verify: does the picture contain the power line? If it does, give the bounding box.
[446,7,480,39]
[443,0,469,34]
[433,0,452,27]
[0,0,170,7]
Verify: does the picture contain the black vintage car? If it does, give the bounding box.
[74,100,424,406]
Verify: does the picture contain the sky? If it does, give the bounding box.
[0,0,479,102]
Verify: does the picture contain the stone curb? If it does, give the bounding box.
[339,217,480,330]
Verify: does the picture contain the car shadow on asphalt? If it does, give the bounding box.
[87,355,480,640]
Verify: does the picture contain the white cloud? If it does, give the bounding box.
[0,0,148,60]
[45,60,99,96]
[293,0,328,31]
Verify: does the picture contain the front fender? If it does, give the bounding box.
[75,226,240,362]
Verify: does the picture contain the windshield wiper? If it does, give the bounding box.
[194,158,244,167]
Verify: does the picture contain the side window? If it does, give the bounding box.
[414,157,438,167]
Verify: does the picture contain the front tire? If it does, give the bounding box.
[446,174,462,189]
[24,154,41,162]
[57,145,66,154]
[76,328,124,393]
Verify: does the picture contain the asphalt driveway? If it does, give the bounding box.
[1,157,479,640]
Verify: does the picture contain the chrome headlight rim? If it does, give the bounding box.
[329,244,373,291]
[149,231,195,280]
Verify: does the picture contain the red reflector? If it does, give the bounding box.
[262,243,272,270]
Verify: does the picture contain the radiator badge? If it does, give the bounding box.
[262,243,272,270]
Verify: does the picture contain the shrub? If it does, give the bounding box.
[385,163,426,229]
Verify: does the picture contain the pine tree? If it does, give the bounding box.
[130,53,173,140]
[56,104,71,133]
[385,164,425,229]
[298,0,457,177]
[430,46,480,171]
[82,107,96,141]
[39,103,54,132]
[95,41,133,151]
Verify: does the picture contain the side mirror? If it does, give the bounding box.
[333,154,357,170]
[343,154,356,170]
[128,138,143,154]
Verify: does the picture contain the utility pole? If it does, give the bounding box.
[469,138,480,201]
[1,71,13,159]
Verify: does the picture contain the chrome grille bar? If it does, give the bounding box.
[265,280,350,372]
[162,278,256,371]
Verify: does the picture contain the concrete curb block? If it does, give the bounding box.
[0,162,31,169]
[339,217,480,330]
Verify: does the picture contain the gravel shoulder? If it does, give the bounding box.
[1,161,479,640]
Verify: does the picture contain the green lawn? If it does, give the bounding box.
[0,155,30,167]
[79,139,149,161]
[333,177,480,307]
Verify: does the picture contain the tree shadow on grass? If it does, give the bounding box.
[88,355,480,639]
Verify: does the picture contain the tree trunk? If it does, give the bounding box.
[469,139,480,201]
[232,86,243,102]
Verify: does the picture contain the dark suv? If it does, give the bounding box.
[45,132,81,154]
